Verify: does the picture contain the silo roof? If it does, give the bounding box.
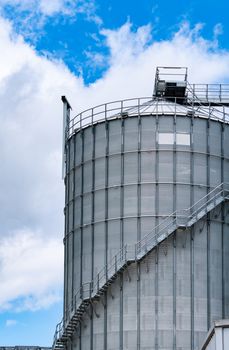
[122,98,192,116]
[117,98,228,121]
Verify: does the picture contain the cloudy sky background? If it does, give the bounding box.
[1,0,229,346]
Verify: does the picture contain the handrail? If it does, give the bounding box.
[186,83,229,120]
[66,94,229,140]
[53,182,229,349]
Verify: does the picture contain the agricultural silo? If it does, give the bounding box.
[53,67,229,350]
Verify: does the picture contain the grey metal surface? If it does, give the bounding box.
[200,319,229,350]
[53,184,229,350]
[56,94,229,350]
[0,348,51,350]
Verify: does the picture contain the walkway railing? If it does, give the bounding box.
[66,92,229,139]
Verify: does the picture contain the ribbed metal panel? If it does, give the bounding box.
[63,102,229,350]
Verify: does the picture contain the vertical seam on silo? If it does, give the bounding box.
[190,113,194,213]
[120,273,123,350]
[173,103,177,214]
[207,218,210,329]
[120,109,124,350]
[173,106,177,350]
[121,112,124,249]
[155,247,159,350]
[67,140,71,321]
[221,116,225,318]
[173,233,176,350]
[207,115,211,329]
[138,105,141,241]
[80,127,84,350]
[91,117,95,350]
[80,129,84,289]
[155,109,159,350]
[190,112,194,350]
[191,226,194,350]
[137,101,141,350]
[104,112,109,350]
[72,136,76,318]
[191,98,195,349]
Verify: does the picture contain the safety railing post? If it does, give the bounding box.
[115,254,117,273]
[97,274,99,292]
[136,241,139,256]
[80,112,82,129]
[144,240,147,253]
[105,264,107,281]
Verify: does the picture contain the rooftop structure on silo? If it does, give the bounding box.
[53,67,229,350]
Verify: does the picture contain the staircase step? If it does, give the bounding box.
[110,275,117,280]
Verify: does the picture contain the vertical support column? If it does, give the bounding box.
[63,148,69,323]
[66,138,71,320]
[62,96,72,179]
[62,96,72,325]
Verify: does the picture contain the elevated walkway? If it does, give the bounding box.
[53,183,229,350]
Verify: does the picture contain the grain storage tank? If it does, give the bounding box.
[53,67,229,350]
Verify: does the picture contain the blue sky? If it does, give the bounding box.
[0,0,229,347]
[2,0,229,83]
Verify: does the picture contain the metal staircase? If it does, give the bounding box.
[53,183,229,350]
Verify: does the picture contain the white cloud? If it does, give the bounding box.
[0,229,63,311]
[0,17,229,312]
[6,319,17,326]
[0,0,76,16]
[0,0,102,40]
[40,0,67,15]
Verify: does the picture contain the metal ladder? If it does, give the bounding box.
[53,182,229,350]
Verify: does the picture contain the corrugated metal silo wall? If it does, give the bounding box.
[63,113,229,350]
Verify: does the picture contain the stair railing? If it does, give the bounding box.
[53,182,229,349]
